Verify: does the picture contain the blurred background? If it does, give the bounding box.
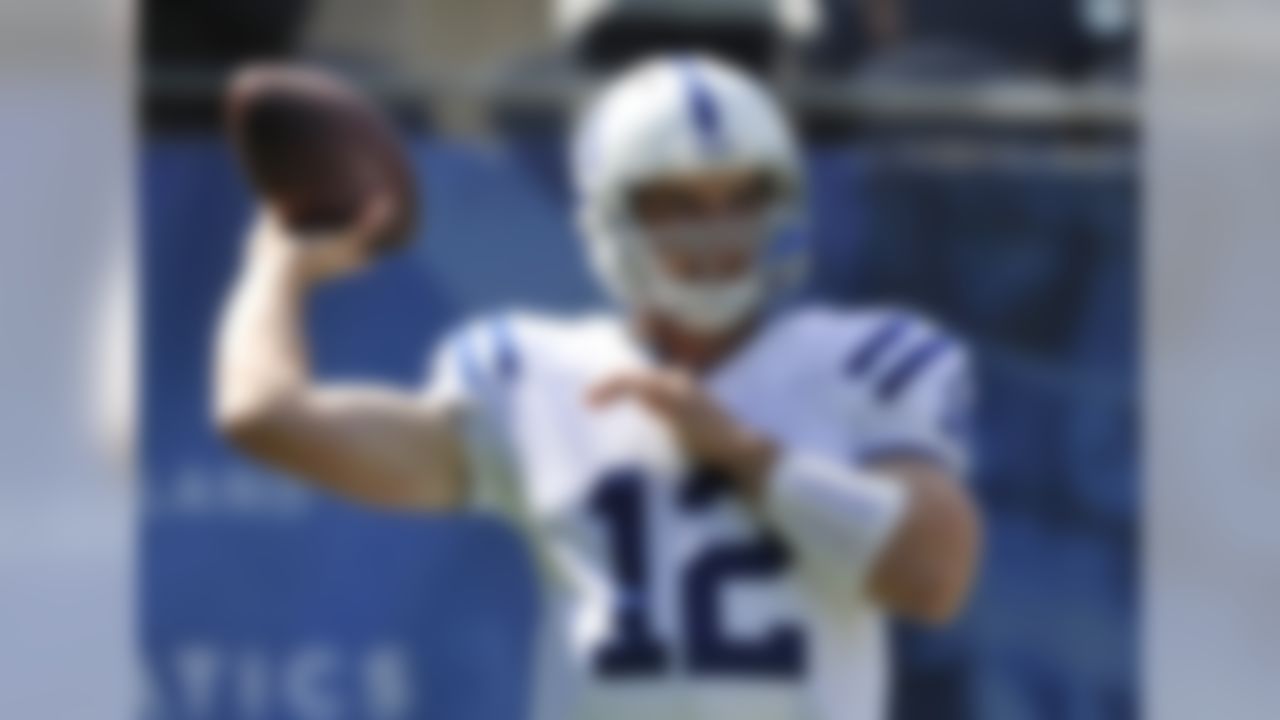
[141,1,1138,718]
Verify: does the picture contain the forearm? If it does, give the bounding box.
[212,219,467,510]
[215,237,313,426]
[863,460,981,623]
[748,446,979,623]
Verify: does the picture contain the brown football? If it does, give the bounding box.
[225,63,419,253]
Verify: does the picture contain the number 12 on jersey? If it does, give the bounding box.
[589,466,807,679]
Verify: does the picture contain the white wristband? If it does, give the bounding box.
[763,450,909,597]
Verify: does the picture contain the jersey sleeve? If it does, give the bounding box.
[422,314,525,518]
[841,312,975,477]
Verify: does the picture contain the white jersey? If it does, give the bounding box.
[424,304,972,720]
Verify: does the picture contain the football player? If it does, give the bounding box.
[216,54,982,720]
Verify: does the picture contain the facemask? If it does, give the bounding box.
[581,201,801,335]
[647,266,765,332]
[638,217,769,331]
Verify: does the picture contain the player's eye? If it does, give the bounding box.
[727,172,783,217]
[630,186,700,226]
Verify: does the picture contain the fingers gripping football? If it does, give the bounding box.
[247,192,398,285]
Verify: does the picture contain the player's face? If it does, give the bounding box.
[629,168,781,284]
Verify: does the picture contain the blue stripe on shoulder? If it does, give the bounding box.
[875,335,954,402]
[490,315,521,382]
[846,315,911,377]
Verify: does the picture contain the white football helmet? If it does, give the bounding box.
[572,54,807,332]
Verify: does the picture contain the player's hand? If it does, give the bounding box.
[247,193,397,285]
[589,369,778,501]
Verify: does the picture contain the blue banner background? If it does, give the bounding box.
[144,136,1136,720]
